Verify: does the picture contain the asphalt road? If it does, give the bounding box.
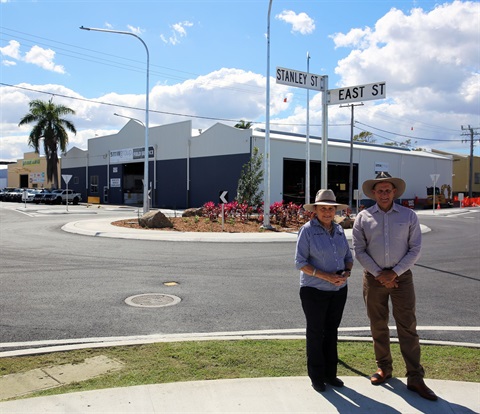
[0,203,478,353]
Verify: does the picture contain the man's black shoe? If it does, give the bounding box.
[327,378,344,387]
[312,382,326,393]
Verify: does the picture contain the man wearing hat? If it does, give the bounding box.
[295,189,353,393]
[352,172,437,401]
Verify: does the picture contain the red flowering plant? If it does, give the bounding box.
[223,201,254,223]
[202,201,220,221]
[200,200,313,230]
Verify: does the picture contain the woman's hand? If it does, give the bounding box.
[328,273,347,287]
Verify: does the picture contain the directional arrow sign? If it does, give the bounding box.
[219,190,228,204]
[328,82,386,105]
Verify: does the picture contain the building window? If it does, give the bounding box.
[475,172,480,185]
[74,176,79,185]
[90,175,98,193]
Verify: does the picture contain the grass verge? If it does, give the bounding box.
[1,340,479,400]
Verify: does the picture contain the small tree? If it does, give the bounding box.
[236,146,264,208]
[353,131,376,143]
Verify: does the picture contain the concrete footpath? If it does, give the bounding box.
[1,376,478,414]
[1,206,479,413]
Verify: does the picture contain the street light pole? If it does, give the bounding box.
[305,51,310,205]
[263,0,273,229]
[80,26,150,214]
[340,102,363,210]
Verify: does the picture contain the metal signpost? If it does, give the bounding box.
[22,189,28,208]
[219,190,228,231]
[62,174,72,212]
[430,174,440,214]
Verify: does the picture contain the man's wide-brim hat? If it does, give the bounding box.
[304,189,348,212]
[362,172,406,200]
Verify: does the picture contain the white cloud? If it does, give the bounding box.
[322,1,480,152]
[0,40,65,74]
[160,21,193,45]
[126,25,144,36]
[0,69,281,161]
[0,40,21,59]
[2,2,478,162]
[24,46,65,74]
[275,10,315,35]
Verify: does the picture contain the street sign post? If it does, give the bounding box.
[62,174,72,212]
[219,190,228,231]
[328,82,386,105]
[430,174,440,213]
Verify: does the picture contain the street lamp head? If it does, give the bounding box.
[79,26,90,31]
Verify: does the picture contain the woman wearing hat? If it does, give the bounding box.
[352,172,437,401]
[295,189,353,393]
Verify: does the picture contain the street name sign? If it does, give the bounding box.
[328,82,386,105]
[276,67,325,91]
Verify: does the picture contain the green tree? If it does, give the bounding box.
[234,120,253,129]
[384,138,417,148]
[18,99,76,189]
[353,131,376,143]
[236,146,264,208]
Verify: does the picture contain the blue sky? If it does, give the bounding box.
[1,0,479,165]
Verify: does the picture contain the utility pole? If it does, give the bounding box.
[340,102,363,210]
[461,125,479,199]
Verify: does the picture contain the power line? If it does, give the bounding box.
[3,82,345,128]
[1,82,472,144]
[0,26,264,96]
[356,120,465,142]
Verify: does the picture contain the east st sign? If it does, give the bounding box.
[276,66,386,105]
[328,82,386,105]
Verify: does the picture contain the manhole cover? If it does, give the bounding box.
[125,293,181,308]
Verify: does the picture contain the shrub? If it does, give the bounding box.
[201,200,314,228]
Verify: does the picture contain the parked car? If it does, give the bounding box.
[43,189,64,204]
[4,188,24,202]
[33,189,52,204]
[23,189,44,203]
[44,189,82,205]
[0,188,16,202]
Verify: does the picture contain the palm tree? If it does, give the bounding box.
[234,120,253,129]
[18,99,76,189]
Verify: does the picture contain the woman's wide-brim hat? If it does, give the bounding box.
[362,172,406,200]
[303,189,349,212]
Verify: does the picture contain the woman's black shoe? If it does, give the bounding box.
[327,378,344,387]
[312,382,326,392]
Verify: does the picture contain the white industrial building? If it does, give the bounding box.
[61,120,453,209]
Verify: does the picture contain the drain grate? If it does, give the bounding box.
[125,293,181,308]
